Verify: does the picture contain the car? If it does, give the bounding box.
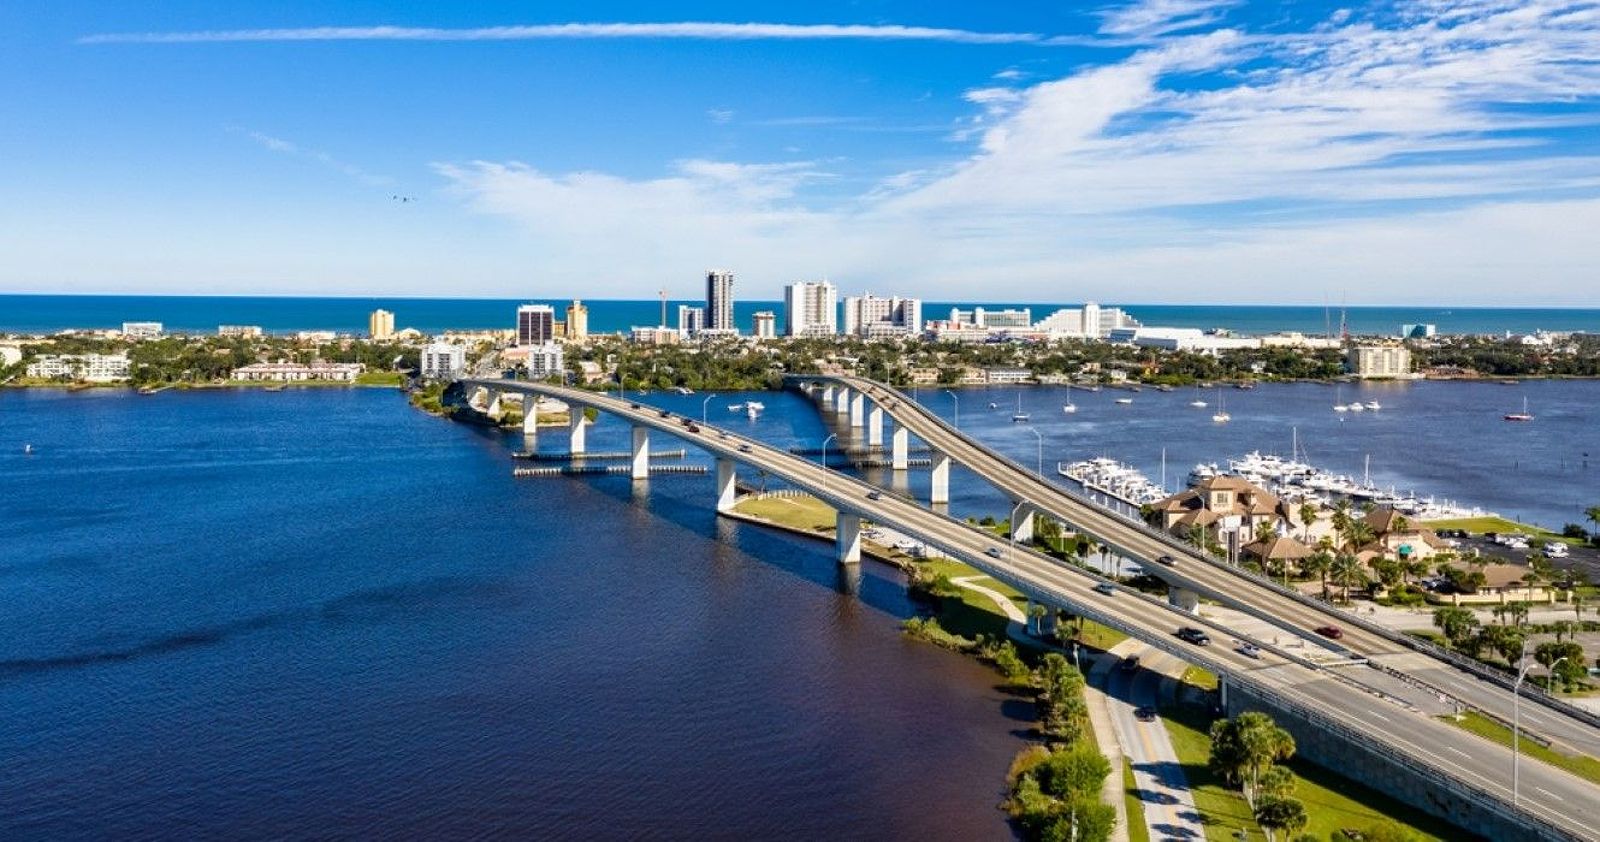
[1238,643,1263,659]
[1176,627,1212,645]
[1314,625,1344,639]
[686,424,700,433]
[866,490,882,501]
[1134,706,1157,722]
[628,402,640,409]
[1093,582,1116,596]
[737,445,752,454]
[1156,554,1176,566]
[1546,543,1569,557]
[1118,655,1140,672]
[658,409,672,418]
[985,547,1004,559]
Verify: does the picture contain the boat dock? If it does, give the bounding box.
[513,448,688,462]
[513,464,708,478]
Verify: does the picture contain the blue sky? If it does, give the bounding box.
[3,1,1599,304]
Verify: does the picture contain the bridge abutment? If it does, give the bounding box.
[836,512,862,564]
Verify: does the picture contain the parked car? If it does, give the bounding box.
[1093,582,1116,596]
[1176,627,1212,645]
[1314,625,1344,639]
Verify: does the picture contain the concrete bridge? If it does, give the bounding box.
[460,377,1596,841]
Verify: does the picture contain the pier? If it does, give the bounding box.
[513,448,688,462]
[513,464,708,478]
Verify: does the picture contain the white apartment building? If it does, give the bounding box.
[218,325,263,338]
[121,322,163,339]
[420,342,466,379]
[525,343,565,380]
[677,305,706,337]
[1348,345,1415,379]
[842,294,922,338]
[784,281,838,337]
[1032,303,1142,340]
[705,270,735,332]
[231,361,364,382]
[26,353,132,382]
[949,307,1032,329]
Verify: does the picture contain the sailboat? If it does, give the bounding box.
[1504,397,1534,422]
[1212,390,1230,423]
[22,443,33,455]
[1011,392,1030,423]
[1333,386,1350,413]
[1188,385,1207,408]
[1062,384,1077,414]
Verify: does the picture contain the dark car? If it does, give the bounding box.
[658,409,671,418]
[1176,627,1212,646]
[1134,706,1157,722]
[866,491,882,501]
[1093,582,1116,596]
[738,445,752,454]
[1315,625,1344,640]
[1156,554,1176,566]
[1117,655,1140,672]
[628,402,640,409]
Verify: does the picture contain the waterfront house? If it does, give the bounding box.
[1240,534,1314,568]
[1151,476,1281,559]
[1361,507,1450,561]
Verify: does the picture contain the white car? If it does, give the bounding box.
[1238,643,1263,659]
[1546,543,1570,557]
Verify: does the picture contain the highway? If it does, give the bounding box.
[465,378,1598,841]
[826,375,1600,761]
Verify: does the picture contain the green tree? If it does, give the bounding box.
[991,640,1033,687]
[1330,553,1368,603]
[1035,654,1089,744]
[1254,796,1309,841]
[1209,712,1297,807]
[1297,502,1320,545]
[1535,641,1587,690]
[1301,549,1333,598]
[1432,606,1480,648]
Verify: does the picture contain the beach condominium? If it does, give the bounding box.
[705,270,735,332]
[368,309,395,340]
[784,280,838,337]
[516,304,555,346]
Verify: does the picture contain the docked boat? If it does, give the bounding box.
[1505,397,1534,422]
[1060,457,1168,508]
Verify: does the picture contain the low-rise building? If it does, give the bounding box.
[630,326,682,345]
[295,330,338,342]
[231,361,364,382]
[420,342,466,379]
[524,343,565,380]
[984,367,1033,385]
[1151,476,1281,560]
[218,325,263,338]
[0,345,21,367]
[121,321,163,339]
[26,353,132,382]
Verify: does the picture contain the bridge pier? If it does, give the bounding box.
[930,451,950,505]
[1010,503,1036,544]
[836,512,862,565]
[1168,586,1200,613]
[485,389,503,419]
[834,386,851,416]
[849,392,865,428]
[568,409,587,454]
[891,423,909,471]
[821,384,835,407]
[631,426,650,480]
[866,405,883,446]
[716,457,737,513]
[521,397,539,435]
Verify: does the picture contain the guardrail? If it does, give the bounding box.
[801,376,1600,733]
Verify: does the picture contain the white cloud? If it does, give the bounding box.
[1098,0,1243,37]
[81,21,1044,46]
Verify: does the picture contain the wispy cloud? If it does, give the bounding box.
[235,129,392,188]
[1098,0,1243,37]
[81,21,1045,46]
[707,109,735,125]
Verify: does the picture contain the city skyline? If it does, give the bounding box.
[3,1,1600,305]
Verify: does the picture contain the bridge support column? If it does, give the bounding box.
[891,424,909,471]
[568,409,587,454]
[836,512,862,565]
[866,405,883,445]
[821,384,835,407]
[1168,586,1200,613]
[930,451,950,504]
[631,426,650,480]
[1010,504,1036,544]
[485,390,503,419]
[715,457,737,513]
[1025,601,1040,636]
[849,392,865,428]
[834,386,851,415]
[521,396,539,434]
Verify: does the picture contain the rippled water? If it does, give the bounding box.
[0,388,1027,840]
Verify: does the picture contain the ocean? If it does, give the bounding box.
[3,294,1597,337]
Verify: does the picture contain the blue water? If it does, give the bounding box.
[0,388,1028,840]
[4,294,1597,337]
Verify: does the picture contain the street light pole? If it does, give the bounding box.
[1026,426,1043,476]
[943,389,960,429]
[1514,647,1568,807]
[702,393,718,423]
[821,433,838,502]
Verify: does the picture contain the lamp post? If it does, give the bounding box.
[820,433,838,501]
[702,393,718,424]
[944,389,960,429]
[1026,426,1043,477]
[1514,647,1568,807]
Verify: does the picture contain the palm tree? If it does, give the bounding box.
[1255,520,1279,546]
[1298,501,1319,544]
[1330,553,1367,603]
[1586,505,1600,537]
[1302,549,1333,598]
[1343,520,1376,555]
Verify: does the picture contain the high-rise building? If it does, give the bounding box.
[1348,345,1415,379]
[677,305,706,337]
[516,304,555,346]
[752,310,777,340]
[368,310,395,340]
[566,300,589,340]
[705,270,735,332]
[784,281,838,337]
[842,294,922,338]
[420,342,466,379]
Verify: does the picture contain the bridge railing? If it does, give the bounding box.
[811,376,1600,733]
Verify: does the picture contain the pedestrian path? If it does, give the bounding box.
[1097,641,1207,842]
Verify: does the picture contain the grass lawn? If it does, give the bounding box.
[1181,666,1219,692]
[733,494,837,532]
[1163,703,1460,842]
[1422,516,1581,545]
[1123,758,1151,842]
[355,370,405,386]
[1441,711,1600,786]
